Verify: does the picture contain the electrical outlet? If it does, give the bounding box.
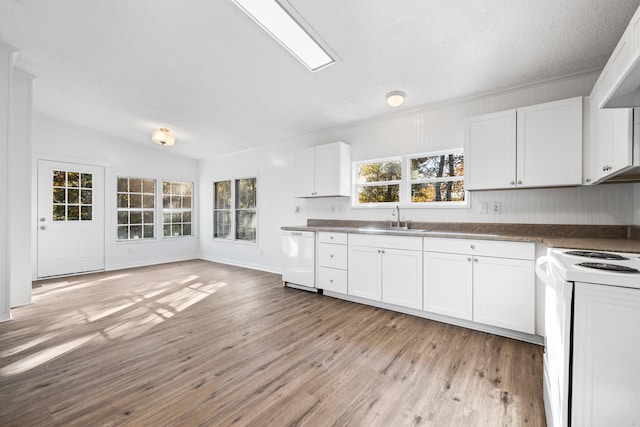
[491,202,501,214]
[478,202,488,214]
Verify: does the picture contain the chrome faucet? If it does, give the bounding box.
[394,204,400,228]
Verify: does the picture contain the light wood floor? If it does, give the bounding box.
[0,260,545,426]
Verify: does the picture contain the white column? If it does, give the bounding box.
[9,69,34,307]
[0,41,17,322]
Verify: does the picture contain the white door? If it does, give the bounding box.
[37,160,105,277]
[348,245,382,301]
[423,252,473,320]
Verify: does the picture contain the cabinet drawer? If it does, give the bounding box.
[318,267,348,294]
[318,232,348,245]
[423,237,534,260]
[318,243,348,269]
[348,234,422,251]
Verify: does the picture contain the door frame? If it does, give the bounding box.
[33,154,109,279]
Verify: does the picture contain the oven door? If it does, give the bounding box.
[536,256,573,427]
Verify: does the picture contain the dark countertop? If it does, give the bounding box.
[282,220,640,253]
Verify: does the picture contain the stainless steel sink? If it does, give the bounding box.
[356,227,431,234]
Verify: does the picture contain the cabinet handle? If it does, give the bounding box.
[586,178,591,183]
[330,279,334,283]
[330,236,334,240]
[517,180,522,185]
[380,249,385,254]
[470,244,475,249]
[467,257,472,262]
[330,254,334,258]
[474,258,478,262]
[510,181,515,185]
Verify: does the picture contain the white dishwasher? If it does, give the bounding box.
[282,230,316,292]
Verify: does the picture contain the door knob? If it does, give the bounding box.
[39,217,46,222]
[39,226,46,230]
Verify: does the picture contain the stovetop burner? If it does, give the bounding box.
[565,250,629,261]
[576,262,640,273]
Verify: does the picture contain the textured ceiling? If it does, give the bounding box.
[1,0,640,159]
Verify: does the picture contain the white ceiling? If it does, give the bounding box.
[1,0,640,159]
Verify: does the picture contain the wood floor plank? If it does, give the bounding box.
[0,260,545,426]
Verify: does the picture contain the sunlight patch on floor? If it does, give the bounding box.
[0,333,99,376]
[0,333,57,357]
[87,301,136,323]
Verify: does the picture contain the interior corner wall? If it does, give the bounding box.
[31,114,200,277]
[0,42,15,322]
[199,72,637,274]
[635,183,640,225]
[9,69,33,307]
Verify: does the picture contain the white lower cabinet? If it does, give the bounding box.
[424,238,535,334]
[317,232,348,294]
[348,234,422,310]
[423,252,473,320]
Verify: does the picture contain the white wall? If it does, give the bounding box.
[9,70,33,307]
[636,183,640,225]
[32,114,199,277]
[199,72,637,273]
[0,42,16,321]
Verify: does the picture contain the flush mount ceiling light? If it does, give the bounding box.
[386,91,406,107]
[151,128,175,146]
[231,0,335,72]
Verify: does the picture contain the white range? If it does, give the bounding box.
[536,248,640,427]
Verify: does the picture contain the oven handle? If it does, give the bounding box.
[535,256,555,284]
[536,255,571,297]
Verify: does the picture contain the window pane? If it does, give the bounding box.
[410,154,464,179]
[183,211,192,223]
[214,211,231,239]
[68,189,79,204]
[53,188,65,204]
[215,181,231,209]
[143,194,154,208]
[411,181,465,202]
[118,226,129,240]
[171,224,182,236]
[162,180,193,238]
[129,194,142,208]
[358,184,400,203]
[117,177,128,192]
[81,173,93,189]
[81,189,92,204]
[142,179,155,194]
[130,211,143,224]
[53,205,66,221]
[118,211,129,225]
[68,205,80,221]
[53,171,66,187]
[236,211,256,241]
[118,194,129,208]
[130,225,143,239]
[236,178,256,209]
[67,172,79,188]
[143,225,154,238]
[171,212,182,223]
[81,206,92,221]
[143,211,154,224]
[357,161,402,184]
[129,179,142,193]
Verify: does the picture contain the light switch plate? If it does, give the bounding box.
[491,202,501,214]
[478,202,488,214]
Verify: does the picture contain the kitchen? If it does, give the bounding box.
[2,1,640,426]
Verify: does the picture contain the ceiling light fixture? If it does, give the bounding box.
[231,0,335,72]
[151,128,175,146]
[386,91,406,107]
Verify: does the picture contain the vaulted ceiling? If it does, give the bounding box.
[1,0,640,159]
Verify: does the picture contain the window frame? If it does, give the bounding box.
[116,176,157,241]
[352,149,468,208]
[161,180,194,238]
[213,176,258,244]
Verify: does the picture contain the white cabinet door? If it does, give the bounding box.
[294,147,315,197]
[294,142,351,198]
[516,97,582,188]
[572,282,640,427]
[423,252,473,320]
[464,109,516,190]
[381,249,422,310]
[348,245,381,301]
[473,257,535,334]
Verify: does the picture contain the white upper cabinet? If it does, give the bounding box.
[585,81,635,184]
[294,141,351,198]
[600,3,640,108]
[464,97,583,190]
[464,110,516,191]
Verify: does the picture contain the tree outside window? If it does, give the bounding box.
[214,177,257,242]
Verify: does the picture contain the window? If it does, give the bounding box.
[213,180,231,239]
[53,170,93,221]
[354,149,465,207]
[117,177,155,240]
[214,177,257,242]
[162,181,193,237]
[409,152,464,203]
